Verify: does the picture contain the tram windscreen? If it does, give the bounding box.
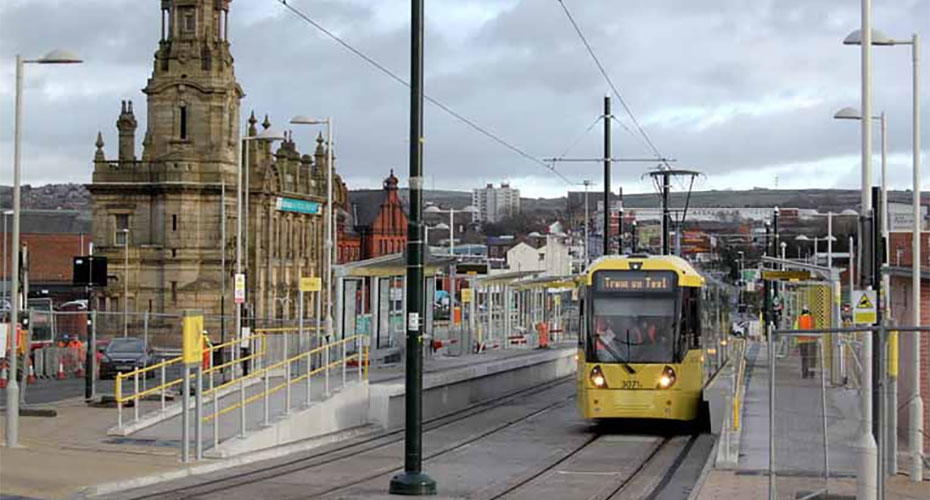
[590,296,678,364]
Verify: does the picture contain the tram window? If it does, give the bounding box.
[578,295,585,347]
[590,296,677,363]
[680,288,701,350]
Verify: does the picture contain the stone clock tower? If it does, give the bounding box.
[90,0,334,342]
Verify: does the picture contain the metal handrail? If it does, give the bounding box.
[115,331,267,405]
[202,334,368,423]
[114,332,270,430]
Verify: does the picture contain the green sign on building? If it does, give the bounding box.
[276,197,322,215]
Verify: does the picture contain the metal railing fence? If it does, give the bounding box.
[114,330,268,429]
[766,325,929,500]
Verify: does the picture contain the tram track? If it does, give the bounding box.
[108,376,575,500]
[473,433,701,500]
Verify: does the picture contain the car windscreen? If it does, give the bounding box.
[106,339,145,354]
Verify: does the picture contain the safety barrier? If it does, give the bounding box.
[114,331,267,430]
[200,333,368,451]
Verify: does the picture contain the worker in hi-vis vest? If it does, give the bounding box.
[795,306,816,379]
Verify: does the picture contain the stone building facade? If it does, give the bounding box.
[88,0,340,337]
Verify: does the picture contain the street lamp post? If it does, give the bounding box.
[122,228,130,337]
[290,116,335,343]
[845,26,923,483]
[234,129,283,437]
[6,49,82,449]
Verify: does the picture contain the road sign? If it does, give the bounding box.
[299,277,322,292]
[461,289,473,303]
[852,289,877,325]
[234,273,245,304]
[761,270,811,281]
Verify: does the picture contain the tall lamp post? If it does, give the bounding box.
[235,129,284,356]
[290,116,335,341]
[844,27,923,483]
[6,49,82,449]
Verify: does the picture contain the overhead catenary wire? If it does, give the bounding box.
[275,0,572,185]
[556,0,667,164]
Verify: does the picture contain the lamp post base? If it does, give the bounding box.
[389,472,437,496]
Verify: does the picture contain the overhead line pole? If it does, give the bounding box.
[388,0,435,494]
[603,95,611,256]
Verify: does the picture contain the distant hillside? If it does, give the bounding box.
[4,184,926,220]
[0,184,90,211]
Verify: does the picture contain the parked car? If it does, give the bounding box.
[99,337,154,379]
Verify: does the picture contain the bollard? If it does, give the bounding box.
[342,339,347,388]
[263,362,270,427]
[357,336,362,382]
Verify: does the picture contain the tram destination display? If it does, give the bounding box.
[594,270,676,293]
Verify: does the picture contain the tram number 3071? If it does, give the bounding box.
[621,380,642,390]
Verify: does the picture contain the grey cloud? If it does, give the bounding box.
[0,0,928,196]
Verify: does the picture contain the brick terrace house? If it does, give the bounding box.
[1,210,92,305]
[887,231,930,455]
[350,171,408,260]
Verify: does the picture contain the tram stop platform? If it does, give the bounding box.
[692,340,929,500]
[0,344,575,500]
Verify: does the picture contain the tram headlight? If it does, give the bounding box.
[589,365,607,388]
[658,366,677,389]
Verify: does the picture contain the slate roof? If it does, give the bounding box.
[19,210,91,234]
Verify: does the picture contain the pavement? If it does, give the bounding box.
[0,344,561,500]
[693,340,930,500]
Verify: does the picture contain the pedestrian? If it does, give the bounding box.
[796,306,816,379]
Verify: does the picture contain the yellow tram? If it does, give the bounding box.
[576,254,730,423]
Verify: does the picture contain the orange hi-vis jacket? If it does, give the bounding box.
[798,313,815,343]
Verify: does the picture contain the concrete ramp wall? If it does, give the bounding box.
[370,347,576,430]
[205,381,370,459]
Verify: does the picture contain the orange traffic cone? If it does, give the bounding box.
[57,359,66,380]
[0,359,8,389]
[27,363,37,384]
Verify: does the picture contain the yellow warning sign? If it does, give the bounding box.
[856,293,874,310]
[461,289,473,303]
[852,290,877,325]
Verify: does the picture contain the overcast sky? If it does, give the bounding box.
[1,0,928,198]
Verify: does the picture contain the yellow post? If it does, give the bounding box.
[888,330,898,377]
[364,345,369,381]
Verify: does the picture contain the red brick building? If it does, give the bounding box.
[887,232,930,454]
[0,210,92,305]
[350,171,408,260]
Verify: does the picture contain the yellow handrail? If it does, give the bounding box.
[115,332,268,406]
[202,334,368,422]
